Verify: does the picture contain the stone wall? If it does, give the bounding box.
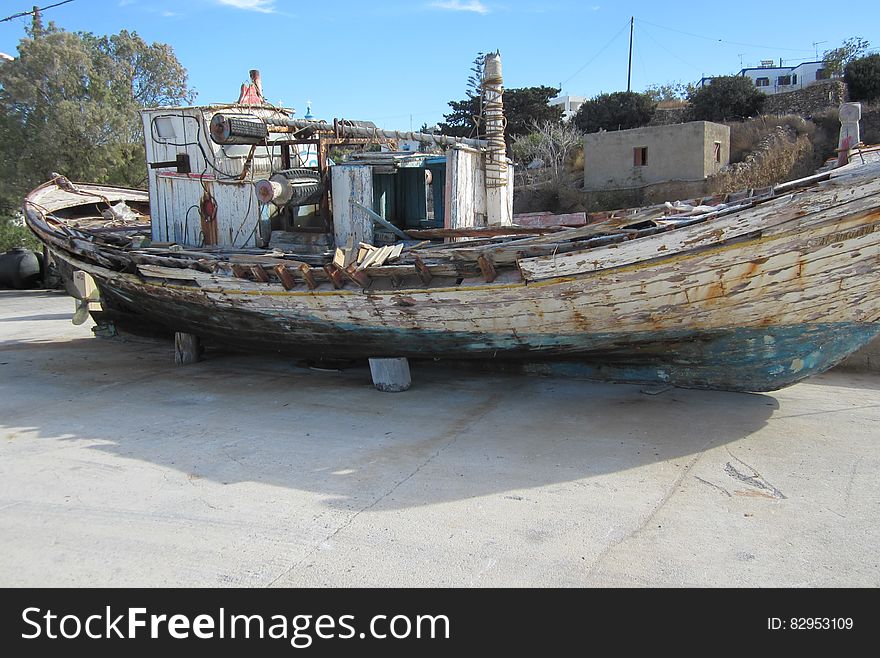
[763,80,847,118]
[649,107,690,126]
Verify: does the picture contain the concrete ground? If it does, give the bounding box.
[1,289,878,587]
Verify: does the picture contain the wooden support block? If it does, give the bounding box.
[343,263,372,289]
[174,332,201,365]
[231,264,250,279]
[274,264,297,290]
[368,357,411,392]
[332,248,346,268]
[477,254,497,283]
[250,264,270,283]
[299,264,317,290]
[413,256,433,285]
[323,264,346,289]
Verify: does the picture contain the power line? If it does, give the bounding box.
[636,17,815,54]
[561,18,632,87]
[636,23,703,73]
[1,0,75,24]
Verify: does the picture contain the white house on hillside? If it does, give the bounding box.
[698,60,831,95]
[550,94,587,121]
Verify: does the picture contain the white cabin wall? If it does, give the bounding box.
[141,107,284,247]
[445,146,486,229]
[331,164,374,248]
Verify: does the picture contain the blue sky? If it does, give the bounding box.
[1,0,877,129]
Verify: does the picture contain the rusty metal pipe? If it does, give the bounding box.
[260,116,488,150]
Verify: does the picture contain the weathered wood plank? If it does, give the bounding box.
[331,164,374,248]
[519,176,880,281]
[405,226,561,239]
[513,211,588,228]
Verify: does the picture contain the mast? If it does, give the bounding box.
[482,51,512,226]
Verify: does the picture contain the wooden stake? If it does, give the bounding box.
[250,264,270,282]
[174,332,201,365]
[413,256,433,285]
[477,254,497,283]
[231,264,250,279]
[323,263,346,289]
[343,263,372,289]
[299,264,317,290]
[274,264,297,290]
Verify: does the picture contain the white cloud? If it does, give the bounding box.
[214,0,277,13]
[430,1,489,15]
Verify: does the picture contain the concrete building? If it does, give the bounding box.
[584,121,730,191]
[550,94,587,121]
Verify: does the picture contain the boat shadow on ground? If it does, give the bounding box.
[4,335,783,510]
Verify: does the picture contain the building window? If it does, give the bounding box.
[713,142,722,163]
[777,75,792,86]
[816,68,829,80]
[633,147,648,167]
[792,74,798,84]
[755,77,770,87]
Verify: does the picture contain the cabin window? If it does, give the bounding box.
[777,75,792,86]
[713,142,722,163]
[633,147,648,167]
[755,77,770,87]
[792,74,798,84]
[154,117,177,139]
[816,68,830,80]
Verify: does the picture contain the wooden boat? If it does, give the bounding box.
[21,62,880,392]
[24,145,880,392]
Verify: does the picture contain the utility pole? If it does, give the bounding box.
[626,16,634,93]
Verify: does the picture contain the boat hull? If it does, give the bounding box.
[93,273,880,391]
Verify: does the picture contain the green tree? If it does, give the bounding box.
[823,37,870,77]
[0,18,194,230]
[845,54,880,102]
[644,81,694,103]
[439,86,563,142]
[572,91,656,134]
[687,76,765,122]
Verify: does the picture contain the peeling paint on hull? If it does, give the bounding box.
[97,279,878,391]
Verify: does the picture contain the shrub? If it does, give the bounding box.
[572,91,656,134]
[0,216,41,252]
[688,76,765,122]
[845,54,880,102]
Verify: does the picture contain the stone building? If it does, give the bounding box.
[583,121,730,191]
